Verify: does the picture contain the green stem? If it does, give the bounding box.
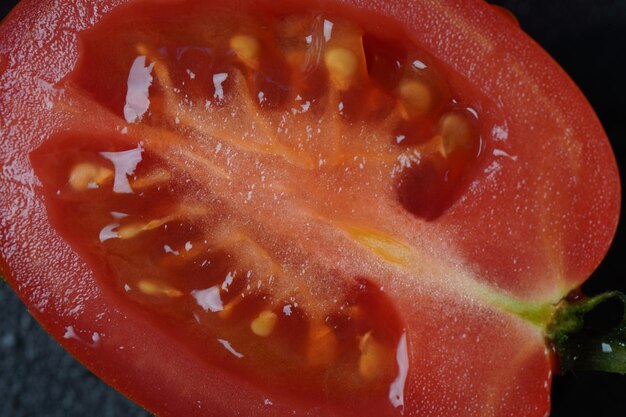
[548,291,626,374]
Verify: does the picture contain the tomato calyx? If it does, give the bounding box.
[548,291,626,374]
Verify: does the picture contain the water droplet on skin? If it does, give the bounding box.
[63,325,80,341]
[412,59,427,70]
[389,332,409,409]
[164,244,180,256]
[323,19,334,42]
[283,304,293,316]
[217,338,244,358]
[91,332,101,347]
[99,223,120,242]
[123,56,155,123]
[191,286,224,312]
[213,72,228,101]
[100,146,144,194]
[222,271,235,291]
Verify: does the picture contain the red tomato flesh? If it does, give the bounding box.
[30,1,489,411]
[0,0,620,416]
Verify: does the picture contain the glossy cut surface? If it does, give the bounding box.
[0,1,620,416]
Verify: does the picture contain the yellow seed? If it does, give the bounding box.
[306,322,338,367]
[440,112,473,156]
[230,34,260,69]
[117,223,146,240]
[117,218,167,240]
[68,163,113,190]
[251,310,278,337]
[218,297,242,319]
[342,225,414,268]
[398,79,432,117]
[358,332,394,380]
[131,170,170,189]
[143,218,167,231]
[324,47,358,90]
[95,168,113,184]
[137,280,183,298]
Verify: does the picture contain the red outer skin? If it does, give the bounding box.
[0,1,620,417]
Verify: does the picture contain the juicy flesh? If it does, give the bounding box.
[30,1,487,411]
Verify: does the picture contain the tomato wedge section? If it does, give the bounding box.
[0,0,619,416]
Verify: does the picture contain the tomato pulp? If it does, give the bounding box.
[0,0,620,416]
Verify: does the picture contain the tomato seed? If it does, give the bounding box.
[324,47,359,90]
[439,111,475,157]
[306,321,339,366]
[137,279,183,298]
[68,163,113,190]
[358,332,395,381]
[230,34,261,70]
[250,310,278,337]
[397,79,432,118]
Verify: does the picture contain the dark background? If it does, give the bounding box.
[1,0,625,416]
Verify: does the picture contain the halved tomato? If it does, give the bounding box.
[0,0,620,416]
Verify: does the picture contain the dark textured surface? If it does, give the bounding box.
[0,287,153,417]
[0,1,625,416]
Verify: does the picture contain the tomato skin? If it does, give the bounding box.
[0,1,620,417]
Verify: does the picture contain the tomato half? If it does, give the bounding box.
[0,0,620,416]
